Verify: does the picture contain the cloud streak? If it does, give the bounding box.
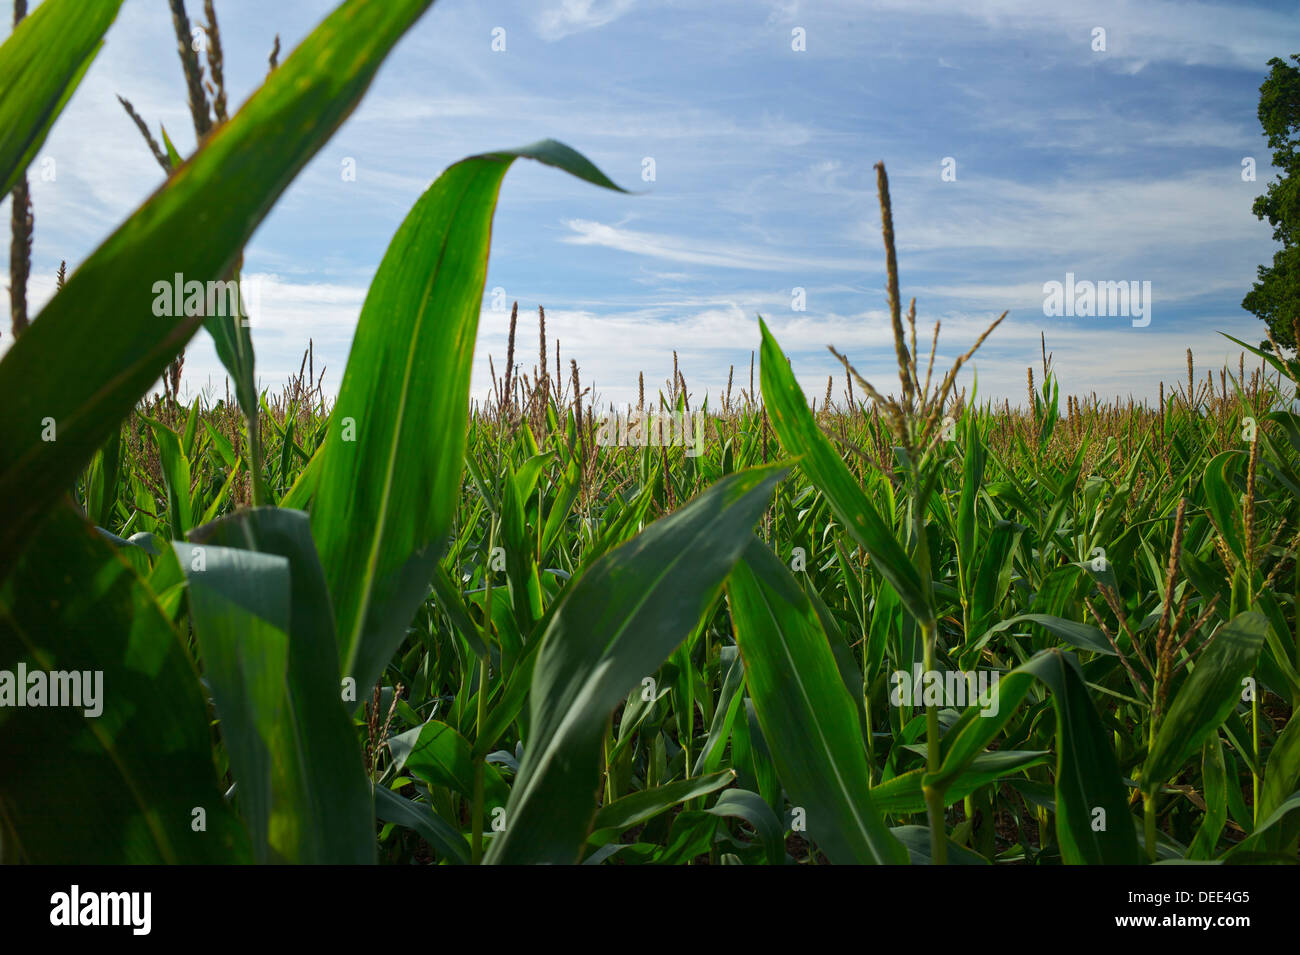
[535,0,638,41]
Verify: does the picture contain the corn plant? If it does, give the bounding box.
[2,0,1298,867]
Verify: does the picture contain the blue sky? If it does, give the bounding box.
[3,0,1300,411]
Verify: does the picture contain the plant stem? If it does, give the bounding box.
[921,616,947,865]
[602,729,613,803]
[471,650,488,864]
[1142,711,1159,862]
[909,455,946,865]
[1251,691,1260,826]
[863,687,876,785]
[1143,791,1158,862]
[471,517,498,864]
[247,411,268,506]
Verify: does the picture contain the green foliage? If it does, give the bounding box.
[0,0,122,197]
[0,1,1297,867]
[0,0,439,576]
[1244,53,1300,350]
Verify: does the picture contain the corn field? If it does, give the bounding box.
[1,0,1298,871]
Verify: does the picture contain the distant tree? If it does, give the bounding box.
[1244,54,1300,352]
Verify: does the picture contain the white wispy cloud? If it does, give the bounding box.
[535,0,638,41]
[561,219,867,271]
[0,0,1289,416]
[760,0,1298,71]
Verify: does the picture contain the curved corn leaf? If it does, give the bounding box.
[1188,733,1227,860]
[933,649,1141,864]
[968,520,1024,638]
[0,506,249,863]
[174,541,289,863]
[310,140,626,700]
[691,644,748,776]
[727,536,908,864]
[373,783,469,865]
[1224,792,1300,860]
[1200,451,1246,567]
[891,826,990,865]
[484,464,787,864]
[873,750,1050,815]
[1143,611,1268,792]
[703,789,787,866]
[146,418,194,539]
[0,0,122,197]
[586,770,735,847]
[966,612,1115,659]
[0,0,439,577]
[387,719,508,810]
[185,508,375,864]
[1256,712,1300,852]
[757,317,929,624]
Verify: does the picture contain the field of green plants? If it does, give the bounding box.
[2,0,1298,866]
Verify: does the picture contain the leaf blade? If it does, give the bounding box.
[310,140,627,698]
[484,464,787,864]
[728,537,908,864]
[0,0,440,575]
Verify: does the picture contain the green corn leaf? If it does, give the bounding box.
[430,564,489,660]
[965,612,1115,661]
[501,460,545,629]
[1255,712,1300,852]
[0,0,440,578]
[198,456,244,526]
[373,783,469,865]
[145,417,194,540]
[890,826,990,865]
[96,527,160,556]
[203,274,258,441]
[0,0,122,197]
[872,750,1050,815]
[757,317,929,625]
[159,124,183,169]
[541,454,582,555]
[1223,793,1300,861]
[1200,451,1246,568]
[968,520,1025,639]
[702,789,787,866]
[185,508,374,864]
[1221,333,1300,387]
[173,541,290,863]
[691,645,748,776]
[470,633,543,763]
[727,536,908,864]
[280,444,323,511]
[0,506,249,863]
[387,719,508,809]
[586,771,735,848]
[933,649,1141,864]
[86,427,122,529]
[310,140,626,700]
[203,419,237,470]
[1143,612,1268,792]
[957,413,985,587]
[484,464,787,864]
[1188,733,1227,860]
[1022,650,1142,864]
[181,399,201,458]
